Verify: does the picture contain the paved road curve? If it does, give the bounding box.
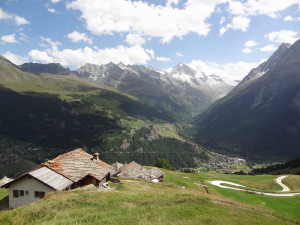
[210,176,300,197]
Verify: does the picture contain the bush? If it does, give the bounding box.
[154,158,172,170]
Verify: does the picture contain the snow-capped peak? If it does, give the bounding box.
[169,63,196,77]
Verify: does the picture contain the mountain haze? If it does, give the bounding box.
[194,40,300,161]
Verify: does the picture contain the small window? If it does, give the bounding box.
[13,190,19,198]
[25,191,29,195]
[40,192,45,198]
[20,190,24,196]
[35,191,45,199]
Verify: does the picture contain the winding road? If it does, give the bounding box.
[276,176,289,192]
[210,176,300,197]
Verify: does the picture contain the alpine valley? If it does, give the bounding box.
[195,40,300,162]
[1,40,300,177]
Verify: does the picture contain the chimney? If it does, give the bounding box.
[92,152,100,161]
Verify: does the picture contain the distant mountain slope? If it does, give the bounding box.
[75,62,233,117]
[252,157,300,175]
[169,62,233,99]
[20,62,73,75]
[194,40,300,161]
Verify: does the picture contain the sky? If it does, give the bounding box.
[0,0,300,81]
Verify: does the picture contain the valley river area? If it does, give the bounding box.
[210,176,300,197]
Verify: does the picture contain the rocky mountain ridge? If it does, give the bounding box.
[74,62,233,116]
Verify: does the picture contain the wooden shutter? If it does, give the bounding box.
[13,190,19,198]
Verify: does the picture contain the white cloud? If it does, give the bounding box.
[3,52,28,65]
[1,34,17,43]
[51,0,61,3]
[245,0,300,17]
[175,52,183,57]
[145,49,155,59]
[66,0,224,43]
[244,40,257,48]
[265,30,299,44]
[156,57,172,62]
[0,7,29,25]
[227,16,250,31]
[67,31,93,44]
[228,0,300,18]
[260,44,277,52]
[284,16,293,21]
[284,15,300,21]
[166,0,179,7]
[219,27,227,36]
[242,48,252,54]
[66,0,300,41]
[40,37,61,50]
[29,50,54,63]
[219,16,225,25]
[46,4,59,14]
[188,59,265,82]
[228,1,246,15]
[28,37,154,67]
[220,16,250,35]
[19,33,29,43]
[125,33,145,46]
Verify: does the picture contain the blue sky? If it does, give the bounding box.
[0,0,300,81]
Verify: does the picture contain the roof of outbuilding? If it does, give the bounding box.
[115,162,164,180]
[149,167,164,178]
[29,167,73,191]
[117,161,150,179]
[111,162,124,170]
[41,148,112,182]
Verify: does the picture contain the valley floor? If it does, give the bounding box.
[0,171,300,225]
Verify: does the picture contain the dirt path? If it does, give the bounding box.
[210,176,300,197]
[276,176,289,192]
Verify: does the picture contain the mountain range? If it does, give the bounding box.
[195,40,300,161]
[20,61,233,118]
[0,55,212,177]
[0,39,299,174]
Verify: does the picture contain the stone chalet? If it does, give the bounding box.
[1,148,113,209]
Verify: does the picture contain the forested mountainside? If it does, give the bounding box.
[0,56,208,177]
[194,40,300,161]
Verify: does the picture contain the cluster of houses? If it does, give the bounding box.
[0,148,164,209]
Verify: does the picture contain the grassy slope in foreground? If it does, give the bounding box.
[0,171,300,225]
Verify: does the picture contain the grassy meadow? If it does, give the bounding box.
[1,171,300,225]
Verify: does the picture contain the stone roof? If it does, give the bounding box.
[1,149,113,190]
[111,162,124,170]
[149,167,164,178]
[0,176,13,186]
[29,167,73,191]
[116,161,164,180]
[117,161,150,179]
[41,148,112,182]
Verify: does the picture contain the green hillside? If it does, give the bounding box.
[0,56,208,176]
[252,158,300,175]
[1,171,299,224]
